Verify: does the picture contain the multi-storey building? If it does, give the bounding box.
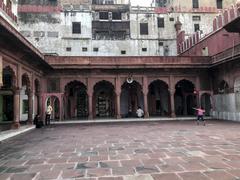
[0,0,239,130]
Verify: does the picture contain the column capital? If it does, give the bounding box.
[169,89,175,95]
[13,87,21,94]
[116,91,121,96]
[87,89,93,97]
[143,87,148,95]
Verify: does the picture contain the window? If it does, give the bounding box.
[82,47,88,52]
[99,12,109,20]
[142,48,147,52]
[169,17,174,21]
[105,0,114,4]
[156,0,167,7]
[192,0,199,8]
[93,47,99,52]
[140,23,148,35]
[66,47,71,52]
[159,41,164,46]
[164,45,169,56]
[157,17,164,28]
[216,0,223,9]
[92,0,104,4]
[72,22,81,34]
[6,0,12,10]
[121,50,126,54]
[194,24,200,32]
[112,12,121,20]
[192,16,201,21]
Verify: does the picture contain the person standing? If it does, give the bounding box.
[193,107,206,126]
[45,104,53,125]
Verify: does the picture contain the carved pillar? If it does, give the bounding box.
[37,92,43,121]
[169,75,176,117]
[143,77,149,118]
[196,76,200,107]
[59,94,63,121]
[12,88,21,129]
[27,90,33,124]
[116,93,121,119]
[115,77,121,119]
[170,90,176,117]
[88,94,93,119]
[87,78,93,119]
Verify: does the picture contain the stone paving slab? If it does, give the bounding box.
[0,120,240,180]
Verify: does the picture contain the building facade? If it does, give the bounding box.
[0,0,240,130]
[17,0,235,56]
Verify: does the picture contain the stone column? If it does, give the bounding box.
[143,92,149,118]
[88,94,93,119]
[170,90,176,117]
[143,77,149,118]
[87,78,93,120]
[115,77,121,119]
[196,76,200,107]
[37,92,43,119]
[169,75,176,117]
[12,88,21,129]
[116,93,121,119]
[27,90,33,124]
[59,95,63,121]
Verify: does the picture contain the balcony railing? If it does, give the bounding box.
[212,43,240,65]
[0,0,17,23]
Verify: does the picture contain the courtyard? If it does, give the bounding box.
[1,120,240,180]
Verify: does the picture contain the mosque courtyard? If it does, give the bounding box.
[1,120,240,180]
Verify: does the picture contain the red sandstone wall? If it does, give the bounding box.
[180,29,240,56]
[178,3,240,56]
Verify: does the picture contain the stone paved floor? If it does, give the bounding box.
[1,120,240,180]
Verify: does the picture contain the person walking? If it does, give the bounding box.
[193,107,206,126]
[45,104,53,125]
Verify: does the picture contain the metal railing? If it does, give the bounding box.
[212,43,240,65]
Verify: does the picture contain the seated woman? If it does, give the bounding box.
[136,106,144,118]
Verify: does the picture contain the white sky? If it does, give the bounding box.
[130,0,152,6]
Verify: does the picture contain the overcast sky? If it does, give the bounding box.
[130,0,152,6]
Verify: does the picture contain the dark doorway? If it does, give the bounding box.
[148,80,170,116]
[121,81,143,118]
[93,81,115,118]
[65,81,88,119]
[175,79,196,116]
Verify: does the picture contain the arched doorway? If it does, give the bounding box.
[234,77,240,93]
[148,80,170,117]
[201,93,211,116]
[64,81,88,119]
[93,81,115,118]
[218,80,229,94]
[0,66,15,122]
[21,73,31,121]
[121,81,143,118]
[45,96,60,121]
[174,79,196,116]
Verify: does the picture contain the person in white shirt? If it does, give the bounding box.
[45,104,53,125]
[136,106,144,118]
